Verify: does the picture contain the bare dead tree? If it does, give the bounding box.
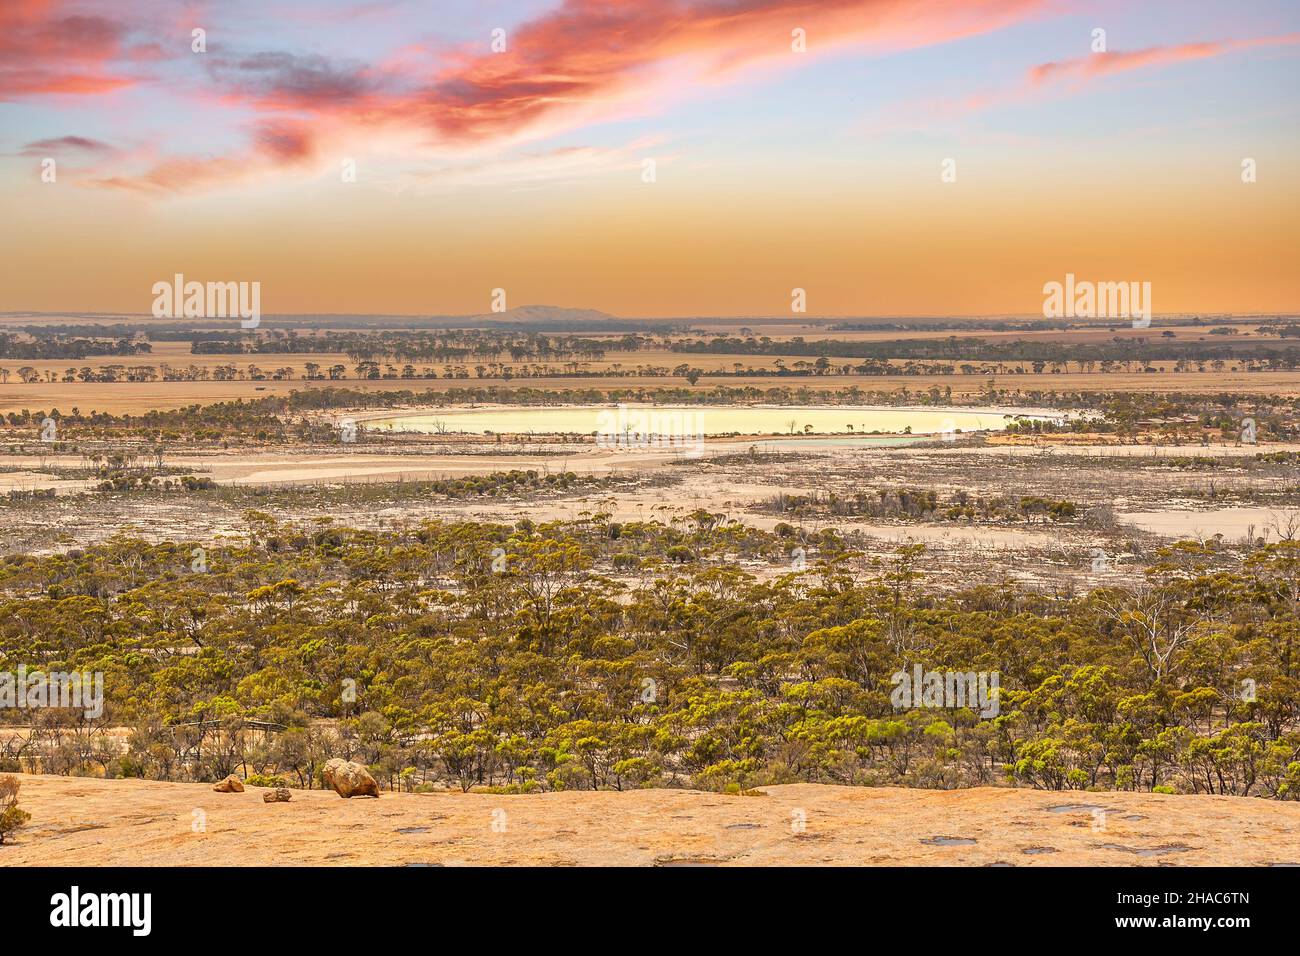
[1095,585,1199,685]
[1267,510,1300,543]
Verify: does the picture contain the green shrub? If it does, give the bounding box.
[0,776,30,846]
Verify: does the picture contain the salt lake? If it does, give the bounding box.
[366,405,1065,437]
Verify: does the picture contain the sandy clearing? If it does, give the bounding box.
[800,523,1073,549]
[350,402,1073,434]
[1119,508,1300,539]
[0,449,697,490]
[948,441,1300,458]
[4,441,1294,555]
[0,471,94,494]
[13,438,1290,475]
[150,440,1300,487]
[6,774,1298,867]
[214,449,693,485]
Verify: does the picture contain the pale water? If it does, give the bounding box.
[367,405,1060,437]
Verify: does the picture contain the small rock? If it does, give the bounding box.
[212,774,244,793]
[263,788,291,803]
[323,758,380,798]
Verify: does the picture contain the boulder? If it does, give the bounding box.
[212,774,244,793]
[323,758,380,798]
[263,788,291,803]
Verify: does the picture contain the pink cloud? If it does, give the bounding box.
[57,0,1050,193]
[91,119,319,194]
[19,134,114,155]
[0,0,171,100]
[1028,33,1300,88]
[882,31,1300,129]
[367,0,1045,143]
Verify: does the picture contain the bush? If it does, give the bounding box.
[244,774,288,788]
[0,775,30,845]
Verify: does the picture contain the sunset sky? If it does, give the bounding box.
[2,0,1297,317]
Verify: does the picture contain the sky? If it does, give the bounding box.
[1,0,1297,318]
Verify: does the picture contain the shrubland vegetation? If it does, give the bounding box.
[763,488,1078,523]
[420,469,595,498]
[0,775,28,844]
[1,515,1296,798]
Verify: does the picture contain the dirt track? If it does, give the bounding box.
[6,774,1299,866]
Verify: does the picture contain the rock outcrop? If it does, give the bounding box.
[213,774,244,793]
[263,788,291,803]
[9,775,1300,867]
[323,759,380,798]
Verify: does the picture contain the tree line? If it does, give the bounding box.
[670,334,1300,370]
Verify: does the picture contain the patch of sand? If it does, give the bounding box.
[1119,508,1299,540]
[8,441,1299,495]
[0,471,93,493]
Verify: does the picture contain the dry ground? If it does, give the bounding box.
[6,774,1299,866]
[3,439,1297,583]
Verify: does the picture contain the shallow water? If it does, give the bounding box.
[369,405,1059,437]
[1097,843,1194,857]
[921,836,977,846]
[655,858,722,866]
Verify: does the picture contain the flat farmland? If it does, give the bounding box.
[4,335,1300,416]
[4,315,1297,413]
[3,370,1299,415]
